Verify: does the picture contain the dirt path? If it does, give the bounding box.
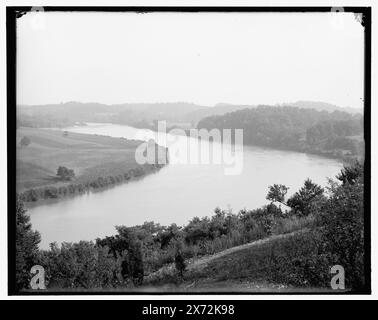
[145,228,309,284]
[186,228,309,273]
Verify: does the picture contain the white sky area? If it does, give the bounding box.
[17,11,365,108]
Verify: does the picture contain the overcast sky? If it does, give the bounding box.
[17,11,364,108]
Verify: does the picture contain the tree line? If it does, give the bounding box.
[197,106,364,161]
[19,163,165,203]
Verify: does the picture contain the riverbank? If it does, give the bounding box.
[17,127,168,203]
[110,121,362,164]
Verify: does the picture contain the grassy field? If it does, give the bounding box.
[16,127,165,193]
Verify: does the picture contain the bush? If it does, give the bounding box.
[287,179,325,216]
[97,227,145,286]
[39,241,122,289]
[57,166,75,181]
[16,196,41,290]
[317,163,364,290]
[272,214,315,235]
[174,250,186,279]
[266,231,332,287]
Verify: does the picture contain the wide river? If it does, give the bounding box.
[29,123,343,249]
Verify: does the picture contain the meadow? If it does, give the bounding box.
[16,127,166,201]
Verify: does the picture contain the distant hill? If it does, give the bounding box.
[18,100,363,129]
[183,100,362,125]
[181,103,256,125]
[279,101,363,114]
[197,105,364,161]
[18,102,209,128]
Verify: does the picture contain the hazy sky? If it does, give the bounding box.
[17,11,364,108]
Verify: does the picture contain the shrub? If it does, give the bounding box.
[272,214,315,235]
[20,136,31,147]
[39,241,122,289]
[174,250,186,279]
[287,179,325,216]
[16,196,41,290]
[57,166,75,181]
[317,163,364,290]
[266,231,332,287]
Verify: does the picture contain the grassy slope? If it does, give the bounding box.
[16,127,153,191]
[142,229,344,293]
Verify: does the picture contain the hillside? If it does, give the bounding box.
[17,127,167,202]
[197,105,364,161]
[142,229,341,292]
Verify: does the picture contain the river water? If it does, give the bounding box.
[28,123,343,249]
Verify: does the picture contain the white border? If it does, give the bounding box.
[0,0,376,300]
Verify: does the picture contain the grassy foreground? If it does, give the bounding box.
[16,127,166,201]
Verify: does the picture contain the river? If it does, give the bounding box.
[28,123,343,249]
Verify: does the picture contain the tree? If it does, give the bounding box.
[16,195,41,290]
[40,241,122,288]
[20,136,31,147]
[98,227,145,286]
[287,179,325,216]
[266,184,289,205]
[318,163,364,289]
[57,166,75,181]
[174,249,186,280]
[336,162,364,185]
[128,241,144,286]
[157,223,181,249]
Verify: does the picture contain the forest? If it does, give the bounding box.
[197,106,364,161]
[15,162,365,292]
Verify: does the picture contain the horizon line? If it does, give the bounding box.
[17,100,363,110]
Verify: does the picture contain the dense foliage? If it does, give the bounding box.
[16,196,41,290]
[267,163,364,290]
[197,106,364,160]
[57,166,75,181]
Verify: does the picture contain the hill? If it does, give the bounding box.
[17,127,167,202]
[18,100,362,129]
[280,100,362,114]
[197,105,364,161]
[183,100,362,125]
[17,102,208,128]
[142,229,340,292]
